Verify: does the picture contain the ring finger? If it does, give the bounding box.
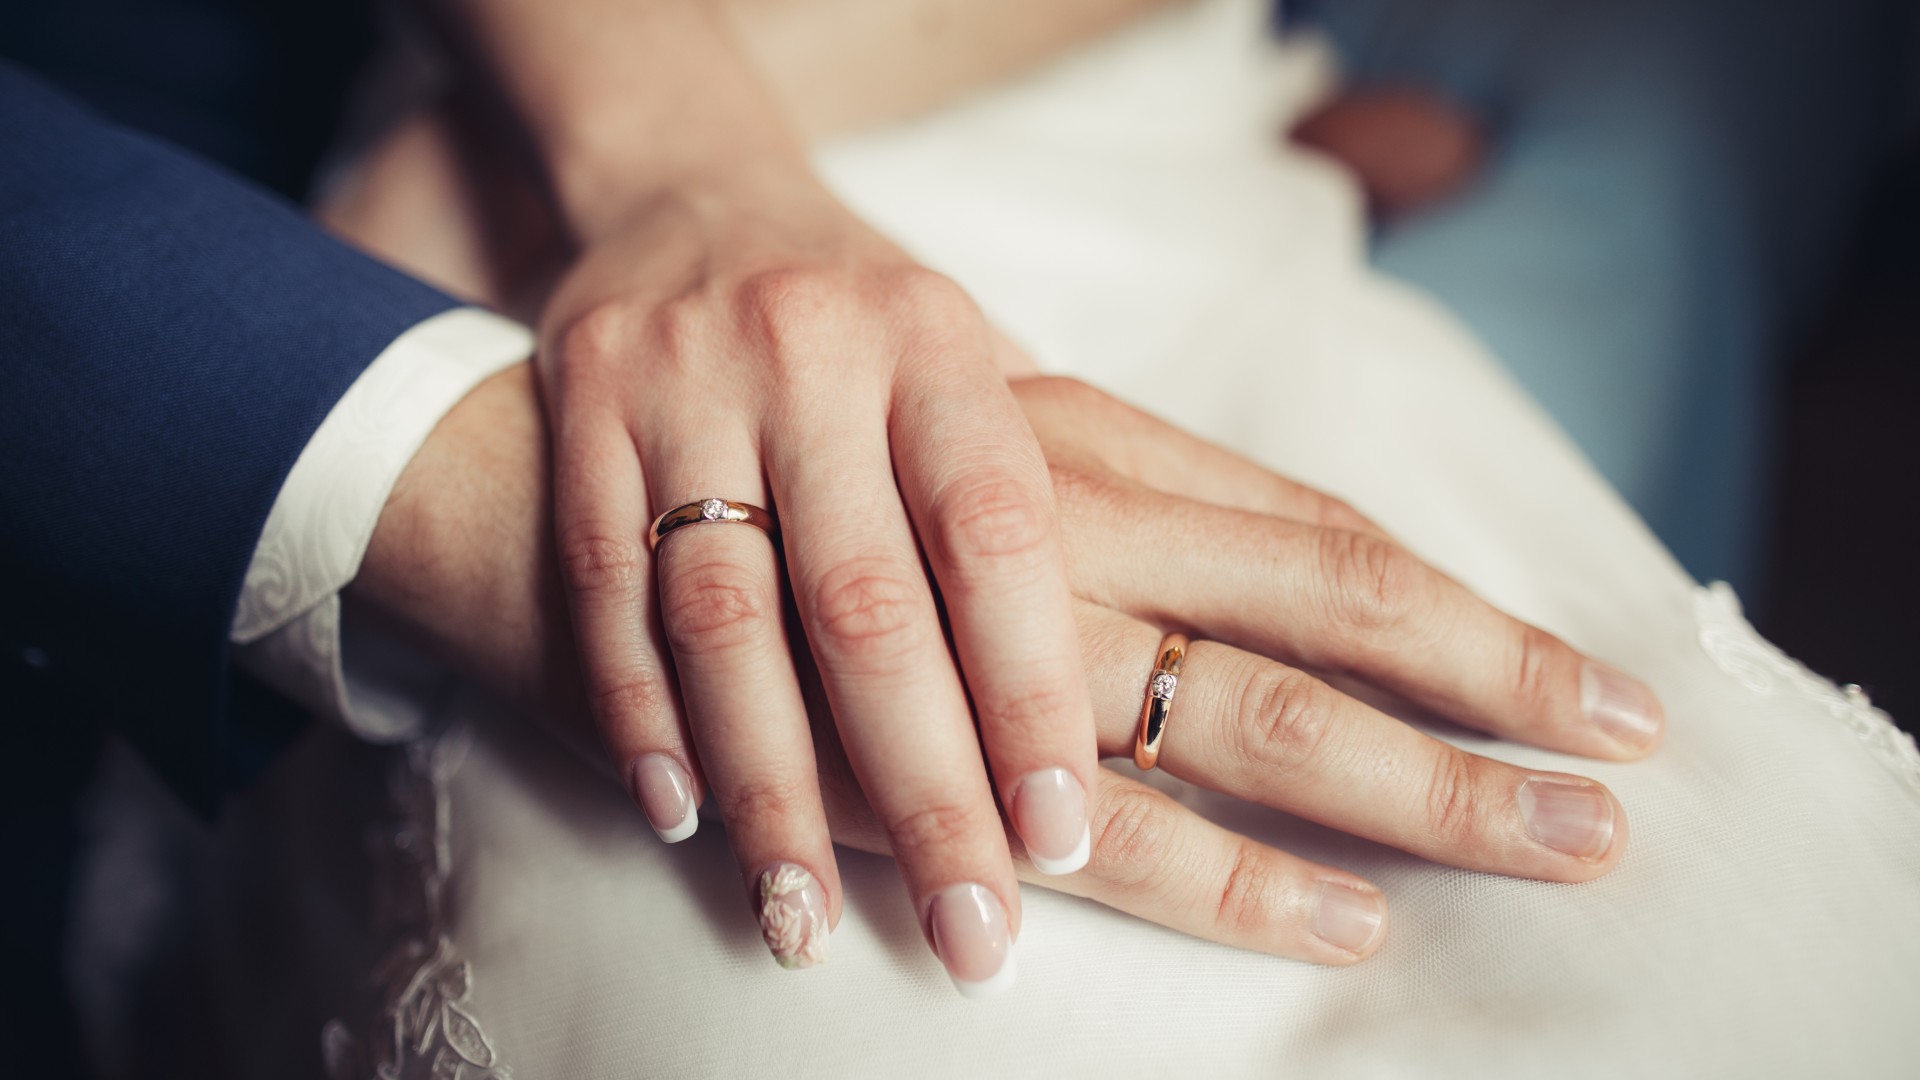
[646,431,842,970]
[768,412,1025,998]
[1077,603,1630,882]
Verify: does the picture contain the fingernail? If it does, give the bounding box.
[1582,661,1662,750]
[756,863,830,970]
[1517,778,1616,859]
[630,754,699,843]
[1313,882,1386,955]
[928,883,1017,999]
[1010,768,1090,876]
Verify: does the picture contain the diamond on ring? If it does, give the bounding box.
[1150,672,1178,701]
[699,498,728,522]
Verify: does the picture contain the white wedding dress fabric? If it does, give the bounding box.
[70,2,1920,1076]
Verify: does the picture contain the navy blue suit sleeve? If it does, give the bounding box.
[0,62,461,807]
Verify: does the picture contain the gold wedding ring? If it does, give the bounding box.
[1133,632,1189,771]
[648,498,779,550]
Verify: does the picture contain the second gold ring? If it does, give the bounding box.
[1133,632,1189,771]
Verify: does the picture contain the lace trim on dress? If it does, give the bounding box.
[321,721,514,1080]
[1695,581,1920,798]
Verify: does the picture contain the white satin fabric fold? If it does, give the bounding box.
[74,2,1920,1077]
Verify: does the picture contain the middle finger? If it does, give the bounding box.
[769,408,1025,998]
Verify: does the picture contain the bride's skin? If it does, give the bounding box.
[429,0,1112,988]
[328,96,1663,988]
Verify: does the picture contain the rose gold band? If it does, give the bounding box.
[1133,632,1189,771]
[648,497,779,550]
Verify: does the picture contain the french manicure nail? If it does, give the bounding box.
[757,863,829,970]
[929,883,1017,999]
[631,754,699,843]
[1010,768,1090,876]
[1517,778,1616,859]
[1313,882,1386,955]
[1582,661,1662,750]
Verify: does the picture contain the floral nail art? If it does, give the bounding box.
[757,863,829,969]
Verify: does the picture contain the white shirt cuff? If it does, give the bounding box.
[230,306,535,741]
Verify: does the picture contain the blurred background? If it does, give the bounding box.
[1276,0,1919,729]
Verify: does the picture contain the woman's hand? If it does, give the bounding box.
[538,164,1096,981]
[427,0,1096,979]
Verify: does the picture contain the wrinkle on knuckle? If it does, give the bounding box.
[560,531,645,598]
[936,474,1054,569]
[1510,623,1564,719]
[1089,786,1173,891]
[590,675,668,728]
[1424,748,1485,849]
[1240,665,1337,775]
[1321,529,1424,636]
[883,799,987,857]
[977,681,1079,739]
[1213,842,1279,938]
[723,775,810,827]
[661,561,773,655]
[807,559,929,661]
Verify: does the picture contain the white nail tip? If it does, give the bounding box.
[1028,827,1091,876]
[651,805,699,844]
[949,947,1019,1000]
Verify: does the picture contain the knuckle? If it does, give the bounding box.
[1423,748,1487,848]
[1239,665,1338,774]
[590,674,669,727]
[738,268,841,346]
[883,798,991,856]
[555,303,632,366]
[559,531,646,598]
[807,558,930,660]
[1089,785,1175,891]
[1213,842,1281,938]
[937,473,1054,566]
[721,775,811,828]
[977,681,1080,738]
[660,561,774,656]
[1321,529,1426,634]
[1510,623,1565,717]
[648,294,707,356]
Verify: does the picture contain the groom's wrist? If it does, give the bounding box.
[353,362,577,714]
